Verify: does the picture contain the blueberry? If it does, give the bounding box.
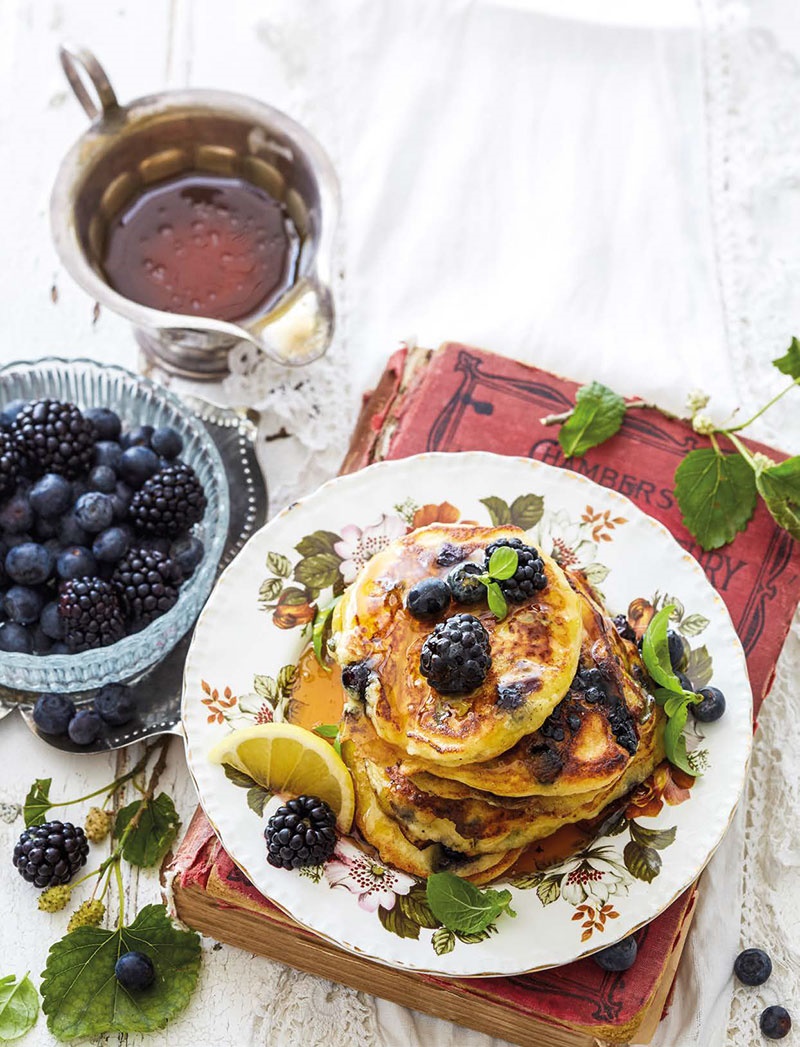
[118,446,160,487]
[675,670,693,692]
[56,546,97,580]
[58,511,89,547]
[150,427,183,459]
[94,440,123,470]
[0,399,26,428]
[435,543,465,568]
[32,693,76,735]
[340,661,372,701]
[70,479,88,502]
[0,493,33,534]
[92,526,131,564]
[447,562,485,604]
[4,585,45,624]
[109,481,132,521]
[74,492,114,534]
[121,425,154,450]
[667,630,686,671]
[5,542,54,585]
[115,950,155,990]
[29,473,72,518]
[34,515,60,541]
[88,465,117,494]
[406,577,451,619]
[0,621,32,653]
[592,935,638,971]
[760,1006,792,1040]
[84,407,122,441]
[93,683,136,726]
[733,947,772,986]
[49,641,70,655]
[31,626,53,653]
[170,535,204,578]
[67,709,102,746]
[40,601,65,640]
[690,686,726,723]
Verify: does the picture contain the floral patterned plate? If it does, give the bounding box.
[181,452,752,977]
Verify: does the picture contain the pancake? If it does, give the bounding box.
[333,523,583,765]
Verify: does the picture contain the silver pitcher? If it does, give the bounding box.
[50,46,339,380]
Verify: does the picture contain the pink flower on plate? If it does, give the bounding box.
[324,840,415,912]
[334,514,407,583]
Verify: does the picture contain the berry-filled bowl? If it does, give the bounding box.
[0,357,229,694]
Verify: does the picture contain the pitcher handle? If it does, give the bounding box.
[59,44,118,121]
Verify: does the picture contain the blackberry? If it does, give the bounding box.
[484,538,547,603]
[406,577,451,619]
[12,399,96,479]
[265,795,337,870]
[58,576,126,652]
[128,462,207,538]
[12,820,89,888]
[0,428,20,498]
[113,547,180,626]
[419,613,491,695]
[447,562,485,605]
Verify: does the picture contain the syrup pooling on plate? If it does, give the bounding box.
[102,173,300,322]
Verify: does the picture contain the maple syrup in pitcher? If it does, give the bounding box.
[102,173,300,322]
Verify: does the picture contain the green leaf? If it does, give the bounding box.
[377,902,420,940]
[276,664,298,701]
[487,546,518,581]
[685,645,714,690]
[258,577,283,605]
[266,551,292,578]
[398,884,441,929]
[674,448,757,550]
[431,928,456,956]
[582,562,610,586]
[629,822,677,851]
[641,605,682,691]
[772,336,800,380]
[294,553,342,594]
[479,496,511,526]
[23,779,51,828]
[253,675,277,701]
[680,613,710,637]
[455,925,497,944]
[312,597,342,670]
[536,877,562,906]
[0,973,38,1041]
[558,382,627,458]
[246,786,271,817]
[623,840,661,883]
[425,872,516,934]
[114,794,180,868]
[663,703,697,776]
[295,530,342,559]
[756,457,800,541]
[507,872,544,890]
[510,493,544,529]
[40,904,200,1041]
[222,763,257,789]
[485,581,508,621]
[312,723,340,739]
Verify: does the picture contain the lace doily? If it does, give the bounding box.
[701,1,800,1041]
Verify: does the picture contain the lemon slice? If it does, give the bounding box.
[208,723,354,833]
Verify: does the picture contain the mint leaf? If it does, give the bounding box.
[487,546,518,581]
[41,904,200,1041]
[663,702,696,776]
[312,723,340,739]
[674,448,757,550]
[312,596,342,669]
[558,382,626,458]
[425,872,516,934]
[23,779,51,828]
[114,793,180,867]
[0,974,38,1041]
[756,457,800,541]
[485,581,508,621]
[641,605,682,691]
[772,337,800,380]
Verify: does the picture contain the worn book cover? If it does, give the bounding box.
[169,343,799,1046]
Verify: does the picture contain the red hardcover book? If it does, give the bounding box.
[168,343,800,1046]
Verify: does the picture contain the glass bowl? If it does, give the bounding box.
[0,357,230,694]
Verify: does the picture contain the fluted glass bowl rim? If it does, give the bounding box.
[0,356,229,694]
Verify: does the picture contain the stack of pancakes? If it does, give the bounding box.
[332,524,664,883]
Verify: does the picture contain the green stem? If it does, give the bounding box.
[45,742,159,810]
[114,861,125,929]
[726,430,757,468]
[724,378,799,432]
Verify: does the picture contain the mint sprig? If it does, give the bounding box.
[312,722,342,757]
[542,338,800,550]
[641,606,704,776]
[425,872,516,934]
[475,546,518,621]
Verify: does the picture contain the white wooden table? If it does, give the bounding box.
[1,2,798,1045]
